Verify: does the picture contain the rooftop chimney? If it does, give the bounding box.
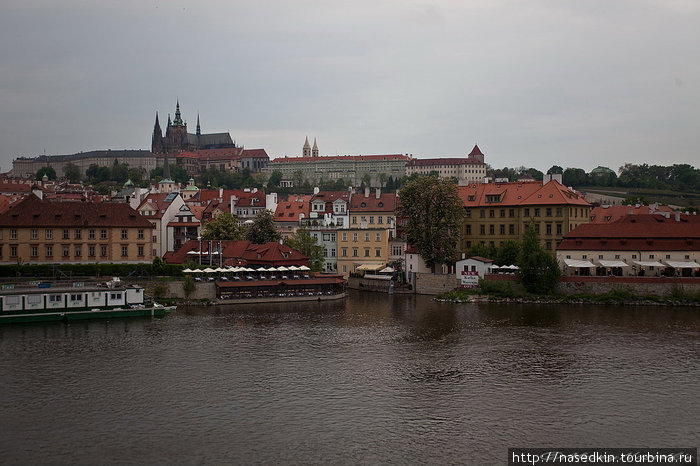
[365,187,370,198]
[376,188,381,199]
[675,212,681,222]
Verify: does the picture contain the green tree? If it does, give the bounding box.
[36,166,56,180]
[292,170,305,188]
[466,242,495,260]
[245,210,281,244]
[517,222,560,294]
[284,228,325,272]
[562,167,589,187]
[398,176,464,268]
[547,165,564,175]
[267,170,283,189]
[495,240,521,266]
[150,164,189,184]
[63,163,81,183]
[183,275,196,299]
[152,256,166,275]
[201,212,244,240]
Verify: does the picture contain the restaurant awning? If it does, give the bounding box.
[665,261,700,268]
[598,260,629,267]
[633,261,665,267]
[563,259,595,268]
[356,264,385,272]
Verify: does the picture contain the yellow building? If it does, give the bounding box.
[336,227,390,277]
[0,195,154,264]
[458,178,591,253]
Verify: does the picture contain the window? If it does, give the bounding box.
[70,294,83,302]
[100,229,107,239]
[509,209,515,218]
[138,229,144,240]
[480,209,485,218]
[376,233,381,241]
[615,255,620,259]
[509,224,515,235]
[632,254,637,259]
[556,208,562,217]
[10,229,18,240]
[89,246,95,257]
[46,229,53,239]
[352,248,358,257]
[378,216,383,224]
[121,229,128,239]
[342,248,347,257]
[499,224,505,235]
[75,246,81,257]
[582,255,588,259]
[101,246,107,257]
[488,224,494,234]
[49,294,61,303]
[152,236,157,243]
[546,224,552,235]
[75,229,81,240]
[546,208,552,217]
[138,245,144,257]
[110,292,122,300]
[375,248,381,257]
[342,232,347,242]
[45,245,53,257]
[598,254,604,259]
[392,245,402,256]
[465,209,471,218]
[649,254,654,259]
[365,233,370,242]
[556,223,562,235]
[466,225,471,235]
[535,223,540,234]
[500,209,506,218]
[534,208,540,217]
[63,229,69,239]
[686,255,690,260]
[546,241,552,250]
[31,246,38,257]
[480,225,485,235]
[352,216,357,224]
[31,229,38,240]
[121,245,128,257]
[5,296,20,306]
[353,233,358,242]
[489,209,495,218]
[369,216,374,224]
[63,246,70,257]
[89,229,95,240]
[331,248,336,257]
[364,248,370,257]
[323,233,330,241]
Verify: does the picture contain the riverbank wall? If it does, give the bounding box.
[486,274,700,295]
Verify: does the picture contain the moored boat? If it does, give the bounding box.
[0,279,175,324]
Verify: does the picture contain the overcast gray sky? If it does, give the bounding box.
[1,0,698,174]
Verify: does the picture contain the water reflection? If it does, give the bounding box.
[0,291,699,465]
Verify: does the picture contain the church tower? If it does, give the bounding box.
[312,138,319,157]
[151,112,165,154]
[303,136,311,157]
[166,100,188,153]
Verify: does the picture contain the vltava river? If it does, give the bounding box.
[1,291,699,465]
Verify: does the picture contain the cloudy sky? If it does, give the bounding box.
[1,0,698,174]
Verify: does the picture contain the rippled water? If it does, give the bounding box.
[1,291,699,464]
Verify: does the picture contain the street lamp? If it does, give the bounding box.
[197,235,202,265]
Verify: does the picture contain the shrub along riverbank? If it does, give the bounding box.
[437,279,700,306]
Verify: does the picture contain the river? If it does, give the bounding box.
[1,291,699,465]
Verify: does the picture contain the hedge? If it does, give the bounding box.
[0,263,184,279]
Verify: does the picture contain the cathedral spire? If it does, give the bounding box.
[151,112,164,154]
[196,114,201,136]
[173,99,184,127]
[312,138,318,157]
[303,136,311,157]
[167,114,172,126]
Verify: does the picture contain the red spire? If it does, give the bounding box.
[468,144,484,157]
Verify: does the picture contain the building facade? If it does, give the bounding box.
[0,195,154,264]
[151,101,236,154]
[405,144,487,186]
[336,227,390,277]
[12,150,156,179]
[458,177,591,253]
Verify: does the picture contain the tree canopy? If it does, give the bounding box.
[201,212,244,241]
[284,228,325,272]
[63,163,81,183]
[245,210,281,244]
[398,176,464,268]
[36,166,56,180]
[517,222,561,294]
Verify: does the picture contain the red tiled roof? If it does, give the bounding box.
[349,192,397,212]
[468,144,484,157]
[562,214,699,239]
[0,194,153,228]
[275,196,312,221]
[270,154,409,163]
[137,192,179,219]
[458,180,590,208]
[406,158,482,167]
[589,205,675,223]
[0,183,31,193]
[241,148,269,158]
[165,240,308,265]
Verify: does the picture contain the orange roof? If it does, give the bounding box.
[458,180,590,208]
[349,192,397,212]
[275,195,312,222]
[589,205,675,223]
[270,154,409,163]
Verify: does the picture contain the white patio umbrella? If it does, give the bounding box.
[267,267,278,272]
[190,269,204,273]
[182,268,194,273]
[203,267,215,273]
[299,265,310,271]
[287,266,299,271]
[277,266,289,271]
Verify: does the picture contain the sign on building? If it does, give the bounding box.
[461,271,479,289]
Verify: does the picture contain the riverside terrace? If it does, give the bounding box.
[182,266,346,301]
